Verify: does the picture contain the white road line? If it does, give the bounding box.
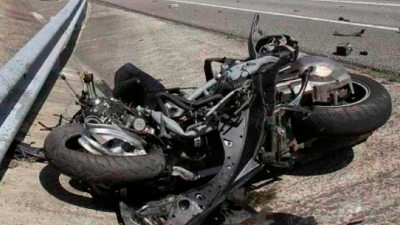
[167,0,399,31]
[307,0,400,7]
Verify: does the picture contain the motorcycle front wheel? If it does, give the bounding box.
[43,123,166,186]
[292,74,392,137]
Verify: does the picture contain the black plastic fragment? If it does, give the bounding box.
[338,17,350,22]
[38,114,65,131]
[360,50,368,56]
[335,43,353,56]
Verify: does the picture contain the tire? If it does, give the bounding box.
[113,63,165,108]
[44,124,165,186]
[292,74,392,137]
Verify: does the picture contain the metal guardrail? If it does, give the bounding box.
[0,0,87,163]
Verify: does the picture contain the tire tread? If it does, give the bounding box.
[44,124,165,186]
[293,74,392,137]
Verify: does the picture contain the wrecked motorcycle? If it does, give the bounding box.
[44,15,391,225]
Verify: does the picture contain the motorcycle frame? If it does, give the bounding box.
[163,59,284,225]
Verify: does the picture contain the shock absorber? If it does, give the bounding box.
[81,71,97,98]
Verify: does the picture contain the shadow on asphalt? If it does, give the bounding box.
[289,147,354,176]
[205,203,317,225]
[39,165,319,225]
[272,135,363,177]
[266,213,317,225]
[248,145,355,189]
[241,212,317,225]
[0,149,13,183]
[39,165,116,212]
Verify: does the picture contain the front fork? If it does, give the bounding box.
[261,110,297,169]
[261,66,314,168]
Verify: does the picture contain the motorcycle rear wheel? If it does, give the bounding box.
[292,74,392,137]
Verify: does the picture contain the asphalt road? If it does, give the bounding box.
[97,0,400,74]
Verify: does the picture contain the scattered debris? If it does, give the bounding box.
[347,219,364,225]
[293,9,300,12]
[359,50,368,56]
[338,17,350,22]
[38,114,64,131]
[169,3,179,9]
[8,159,18,169]
[218,10,222,13]
[335,42,353,56]
[13,141,45,161]
[334,29,365,37]
[31,12,46,24]
[241,212,317,225]
[257,29,264,36]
